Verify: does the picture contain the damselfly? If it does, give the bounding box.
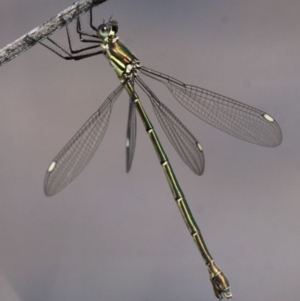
[36,6,282,299]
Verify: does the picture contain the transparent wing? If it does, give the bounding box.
[140,66,282,147]
[136,76,204,175]
[126,98,137,172]
[44,84,124,196]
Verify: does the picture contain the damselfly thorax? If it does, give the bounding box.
[97,20,140,81]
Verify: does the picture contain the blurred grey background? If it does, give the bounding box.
[0,0,299,300]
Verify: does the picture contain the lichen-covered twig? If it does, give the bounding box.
[0,0,108,66]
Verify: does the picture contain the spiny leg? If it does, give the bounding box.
[34,16,104,60]
[76,8,100,42]
[37,35,104,60]
[89,6,98,31]
[32,4,104,60]
[64,24,100,54]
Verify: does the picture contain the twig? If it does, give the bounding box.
[0,0,108,66]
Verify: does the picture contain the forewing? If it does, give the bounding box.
[44,84,124,196]
[140,66,282,147]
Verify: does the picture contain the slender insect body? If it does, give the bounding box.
[39,7,283,299]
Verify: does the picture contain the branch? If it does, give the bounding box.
[0,0,108,66]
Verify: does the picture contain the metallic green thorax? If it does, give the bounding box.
[100,21,232,299]
[96,20,140,80]
[105,40,139,80]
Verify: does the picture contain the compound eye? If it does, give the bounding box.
[110,21,119,34]
[98,24,110,38]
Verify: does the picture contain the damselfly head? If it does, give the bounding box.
[97,21,119,43]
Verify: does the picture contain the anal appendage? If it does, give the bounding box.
[207,260,232,299]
